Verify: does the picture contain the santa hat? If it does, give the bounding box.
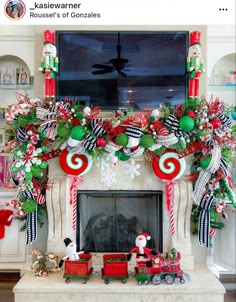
[139,232,151,240]
[0,209,13,239]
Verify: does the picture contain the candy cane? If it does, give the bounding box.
[69,176,84,230]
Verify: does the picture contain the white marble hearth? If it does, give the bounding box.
[14,268,225,302]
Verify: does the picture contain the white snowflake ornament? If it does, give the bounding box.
[125,160,141,179]
[97,159,117,187]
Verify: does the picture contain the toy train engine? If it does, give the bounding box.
[135,250,185,285]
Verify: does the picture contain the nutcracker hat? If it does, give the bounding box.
[44,30,55,45]
[139,232,151,240]
[190,31,201,46]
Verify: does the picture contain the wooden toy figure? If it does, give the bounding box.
[187,31,204,98]
[39,30,59,101]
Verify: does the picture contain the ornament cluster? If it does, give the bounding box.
[3,94,236,245]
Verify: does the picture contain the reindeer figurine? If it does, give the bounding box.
[32,248,59,277]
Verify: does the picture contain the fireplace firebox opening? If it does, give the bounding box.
[76,191,163,253]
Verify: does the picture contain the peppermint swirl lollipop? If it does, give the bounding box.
[59,149,93,176]
[152,152,186,180]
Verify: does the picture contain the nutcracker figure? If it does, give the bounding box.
[39,30,59,100]
[187,31,204,98]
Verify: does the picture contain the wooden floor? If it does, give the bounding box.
[0,273,20,302]
[0,272,235,302]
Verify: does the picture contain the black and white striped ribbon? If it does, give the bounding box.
[198,191,215,247]
[125,126,144,138]
[164,114,179,131]
[217,113,232,130]
[91,119,106,137]
[16,127,29,143]
[40,119,57,140]
[164,114,190,141]
[219,157,228,176]
[83,134,96,150]
[26,209,37,244]
[22,188,34,199]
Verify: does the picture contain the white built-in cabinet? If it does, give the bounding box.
[0,26,35,271]
[207,25,236,273]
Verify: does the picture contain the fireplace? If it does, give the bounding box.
[77,191,163,253]
[45,158,194,270]
[14,158,225,302]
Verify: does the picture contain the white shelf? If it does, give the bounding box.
[0,84,33,91]
[208,85,236,91]
[0,186,17,197]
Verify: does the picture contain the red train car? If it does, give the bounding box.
[101,253,129,284]
[63,254,93,284]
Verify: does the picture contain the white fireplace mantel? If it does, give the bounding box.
[14,157,225,302]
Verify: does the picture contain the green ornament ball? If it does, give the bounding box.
[139,134,155,149]
[39,132,46,141]
[11,166,19,173]
[13,149,18,156]
[22,199,37,214]
[31,165,42,178]
[115,133,128,146]
[70,125,86,141]
[200,155,211,169]
[179,116,195,132]
[75,112,85,120]
[115,150,130,161]
[57,124,70,138]
[25,172,33,180]
[41,145,48,153]
[40,161,48,169]
[149,116,155,123]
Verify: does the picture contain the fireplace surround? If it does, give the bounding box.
[46,157,194,270]
[13,158,225,302]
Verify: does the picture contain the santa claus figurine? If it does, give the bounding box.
[39,30,59,101]
[128,232,154,261]
[186,31,204,98]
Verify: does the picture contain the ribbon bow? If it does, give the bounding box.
[198,191,215,247]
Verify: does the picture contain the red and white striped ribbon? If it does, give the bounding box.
[68,175,84,230]
[164,180,178,235]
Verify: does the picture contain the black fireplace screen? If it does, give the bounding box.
[76,191,163,253]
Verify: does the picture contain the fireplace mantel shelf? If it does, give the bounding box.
[14,269,225,302]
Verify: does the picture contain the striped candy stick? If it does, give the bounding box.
[69,175,84,230]
[165,181,177,235]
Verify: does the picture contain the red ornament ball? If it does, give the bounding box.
[187,110,196,119]
[210,118,221,129]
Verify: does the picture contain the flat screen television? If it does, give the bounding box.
[56,31,189,110]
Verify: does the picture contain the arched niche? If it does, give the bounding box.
[0,55,32,85]
[209,53,236,86]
